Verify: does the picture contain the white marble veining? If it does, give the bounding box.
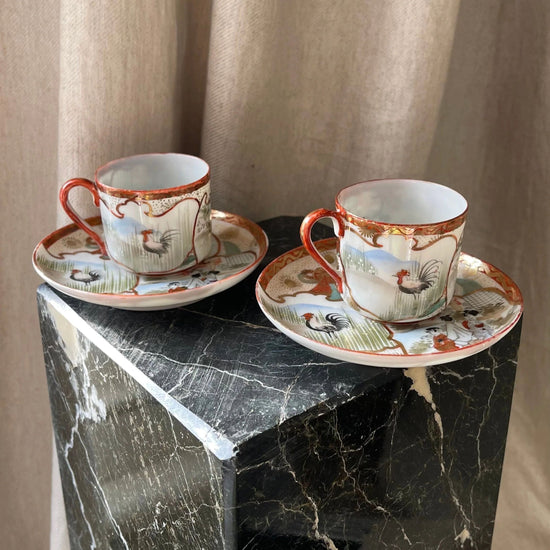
[37,216,521,549]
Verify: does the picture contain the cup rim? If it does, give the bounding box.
[94,153,210,199]
[335,178,468,234]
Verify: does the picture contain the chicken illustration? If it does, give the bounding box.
[69,269,100,285]
[140,229,178,256]
[302,312,350,336]
[393,259,441,296]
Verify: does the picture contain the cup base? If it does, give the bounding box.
[342,289,449,325]
[106,233,216,277]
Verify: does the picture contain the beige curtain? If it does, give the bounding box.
[1,1,548,548]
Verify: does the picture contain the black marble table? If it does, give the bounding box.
[38,217,521,550]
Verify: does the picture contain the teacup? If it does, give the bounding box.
[59,153,212,275]
[300,179,468,323]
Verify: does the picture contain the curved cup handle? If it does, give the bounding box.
[300,208,346,293]
[59,178,108,256]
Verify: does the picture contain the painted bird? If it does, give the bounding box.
[302,312,350,336]
[393,259,441,296]
[140,229,177,257]
[69,269,100,285]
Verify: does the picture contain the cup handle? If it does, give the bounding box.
[59,178,108,256]
[300,208,346,293]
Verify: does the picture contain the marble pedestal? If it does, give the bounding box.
[38,217,521,550]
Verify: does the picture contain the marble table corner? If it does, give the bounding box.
[37,216,521,550]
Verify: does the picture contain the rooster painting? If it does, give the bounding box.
[69,269,101,285]
[140,229,178,257]
[393,259,441,296]
[302,312,350,337]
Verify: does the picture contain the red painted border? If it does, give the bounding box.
[335,179,468,237]
[95,153,210,199]
[256,240,523,361]
[33,211,269,301]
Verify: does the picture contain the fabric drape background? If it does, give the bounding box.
[1,1,548,548]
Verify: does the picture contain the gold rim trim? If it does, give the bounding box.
[96,175,210,200]
[341,209,467,238]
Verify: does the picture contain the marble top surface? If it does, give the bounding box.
[38,217,403,456]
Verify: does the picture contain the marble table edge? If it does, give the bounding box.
[38,284,411,457]
[38,284,237,461]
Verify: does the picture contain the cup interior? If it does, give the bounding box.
[96,153,209,192]
[337,179,467,225]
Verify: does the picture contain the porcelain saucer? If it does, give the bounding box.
[33,210,268,311]
[256,238,523,368]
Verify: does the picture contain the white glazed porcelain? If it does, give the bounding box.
[59,153,212,275]
[33,211,268,311]
[256,238,523,368]
[300,179,468,323]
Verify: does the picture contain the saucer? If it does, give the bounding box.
[256,238,523,368]
[33,210,268,311]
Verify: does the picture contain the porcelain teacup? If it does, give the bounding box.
[300,179,468,323]
[59,153,212,275]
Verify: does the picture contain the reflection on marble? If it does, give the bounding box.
[39,296,231,549]
[38,217,521,549]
